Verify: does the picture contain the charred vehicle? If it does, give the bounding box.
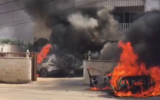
[88,67,155,96]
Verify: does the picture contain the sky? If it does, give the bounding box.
[145,0,160,11]
[0,0,34,43]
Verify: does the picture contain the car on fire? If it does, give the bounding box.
[37,55,58,77]
[37,54,84,77]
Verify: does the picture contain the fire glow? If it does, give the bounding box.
[91,41,160,97]
[37,44,52,64]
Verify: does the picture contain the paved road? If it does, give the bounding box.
[0,78,159,100]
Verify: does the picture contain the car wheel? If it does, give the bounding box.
[39,68,48,77]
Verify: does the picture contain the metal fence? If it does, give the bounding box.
[75,0,144,8]
[117,23,132,30]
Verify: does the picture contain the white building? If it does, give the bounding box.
[76,0,160,12]
[75,0,160,29]
[75,0,160,41]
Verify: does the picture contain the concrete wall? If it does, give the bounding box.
[83,60,116,84]
[0,57,32,83]
[0,44,25,53]
[145,0,160,11]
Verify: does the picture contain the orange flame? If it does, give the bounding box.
[90,86,111,91]
[37,44,52,64]
[110,41,160,97]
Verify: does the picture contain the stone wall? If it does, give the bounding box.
[0,57,32,83]
[83,60,116,84]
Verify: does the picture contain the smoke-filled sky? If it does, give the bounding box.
[0,0,76,43]
[0,0,158,43]
[0,0,34,42]
[19,0,75,41]
[125,10,160,68]
[19,0,119,72]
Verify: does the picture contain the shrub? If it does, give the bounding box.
[0,38,33,50]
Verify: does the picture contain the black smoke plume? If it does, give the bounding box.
[124,10,160,68]
[20,0,118,73]
[101,10,160,68]
[99,42,120,61]
[50,7,116,59]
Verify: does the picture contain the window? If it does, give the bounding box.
[129,13,138,23]
[114,12,140,23]
[114,13,124,23]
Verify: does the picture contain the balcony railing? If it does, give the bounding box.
[105,23,132,41]
[75,0,144,8]
[117,23,132,30]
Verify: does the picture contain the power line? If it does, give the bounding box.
[0,0,55,15]
[7,20,33,26]
[0,0,18,6]
[0,18,32,26]
[0,0,105,15]
[53,0,108,15]
[146,1,157,9]
[0,20,33,28]
[0,0,108,28]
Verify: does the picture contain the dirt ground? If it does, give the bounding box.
[0,78,159,100]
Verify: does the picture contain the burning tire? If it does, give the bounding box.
[39,68,48,77]
[117,75,155,91]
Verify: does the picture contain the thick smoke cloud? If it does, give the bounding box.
[125,10,160,68]
[50,7,117,61]
[21,0,118,73]
[99,42,120,61]
[19,0,53,41]
[68,12,98,29]
[100,10,160,68]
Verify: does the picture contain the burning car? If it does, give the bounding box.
[89,41,159,98]
[37,54,58,77]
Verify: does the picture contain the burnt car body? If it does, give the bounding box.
[87,68,155,96]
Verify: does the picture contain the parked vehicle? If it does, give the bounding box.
[37,55,58,77]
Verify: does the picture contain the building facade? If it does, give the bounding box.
[145,0,160,12]
[75,0,160,40]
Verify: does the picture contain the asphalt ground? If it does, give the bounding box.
[0,78,159,100]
